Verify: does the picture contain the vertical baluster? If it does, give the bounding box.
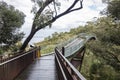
[62,47,65,56]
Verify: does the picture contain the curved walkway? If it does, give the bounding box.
[15,54,58,80]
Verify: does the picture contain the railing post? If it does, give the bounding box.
[62,47,65,56]
[39,46,41,57]
[0,55,2,62]
[37,46,41,58]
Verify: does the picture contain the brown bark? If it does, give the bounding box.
[20,30,36,51]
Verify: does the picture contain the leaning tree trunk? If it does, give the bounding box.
[20,30,36,51]
[20,0,83,51]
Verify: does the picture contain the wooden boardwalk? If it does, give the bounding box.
[15,54,58,80]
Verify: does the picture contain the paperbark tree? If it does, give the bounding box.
[20,0,84,51]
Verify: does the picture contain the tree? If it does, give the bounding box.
[77,17,120,79]
[0,1,25,47]
[101,0,120,20]
[85,17,120,71]
[20,0,84,51]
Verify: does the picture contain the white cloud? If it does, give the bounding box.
[52,0,106,30]
[0,0,106,44]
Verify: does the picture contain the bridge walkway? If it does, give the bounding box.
[15,54,58,80]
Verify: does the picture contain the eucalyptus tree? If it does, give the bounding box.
[20,0,84,51]
[0,1,25,47]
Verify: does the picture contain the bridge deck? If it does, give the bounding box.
[15,54,58,80]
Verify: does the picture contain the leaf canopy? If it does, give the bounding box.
[0,1,25,46]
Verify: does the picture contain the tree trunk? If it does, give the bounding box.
[19,0,83,51]
[20,30,36,51]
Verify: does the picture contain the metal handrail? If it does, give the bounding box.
[55,48,86,80]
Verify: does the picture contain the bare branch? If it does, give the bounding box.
[66,0,79,12]
[68,0,83,12]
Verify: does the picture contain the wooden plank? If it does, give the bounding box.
[15,54,58,80]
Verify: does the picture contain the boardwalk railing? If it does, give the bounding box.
[0,47,40,80]
[55,48,86,80]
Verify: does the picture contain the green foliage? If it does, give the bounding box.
[35,31,75,54]
[102,0,120,20]
[85,17,120,71]
[81,49,97,79]
[0,48,3,54]
[41,45,55,55]
[107,0,120,19]
[89,63,120,80]
[9,41,22,52]
[0,1,25,46]
[83,17,120,79]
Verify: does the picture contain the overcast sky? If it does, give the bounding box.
[1,0,106,44]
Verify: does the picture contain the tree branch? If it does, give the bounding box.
[69,0,83,12]
[66,0,79,12]
[53,0,83,20]
[36,0,84,31]
[32,0,54,30]
[20,0,84,51]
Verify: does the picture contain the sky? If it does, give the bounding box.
[1,0,106,44]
